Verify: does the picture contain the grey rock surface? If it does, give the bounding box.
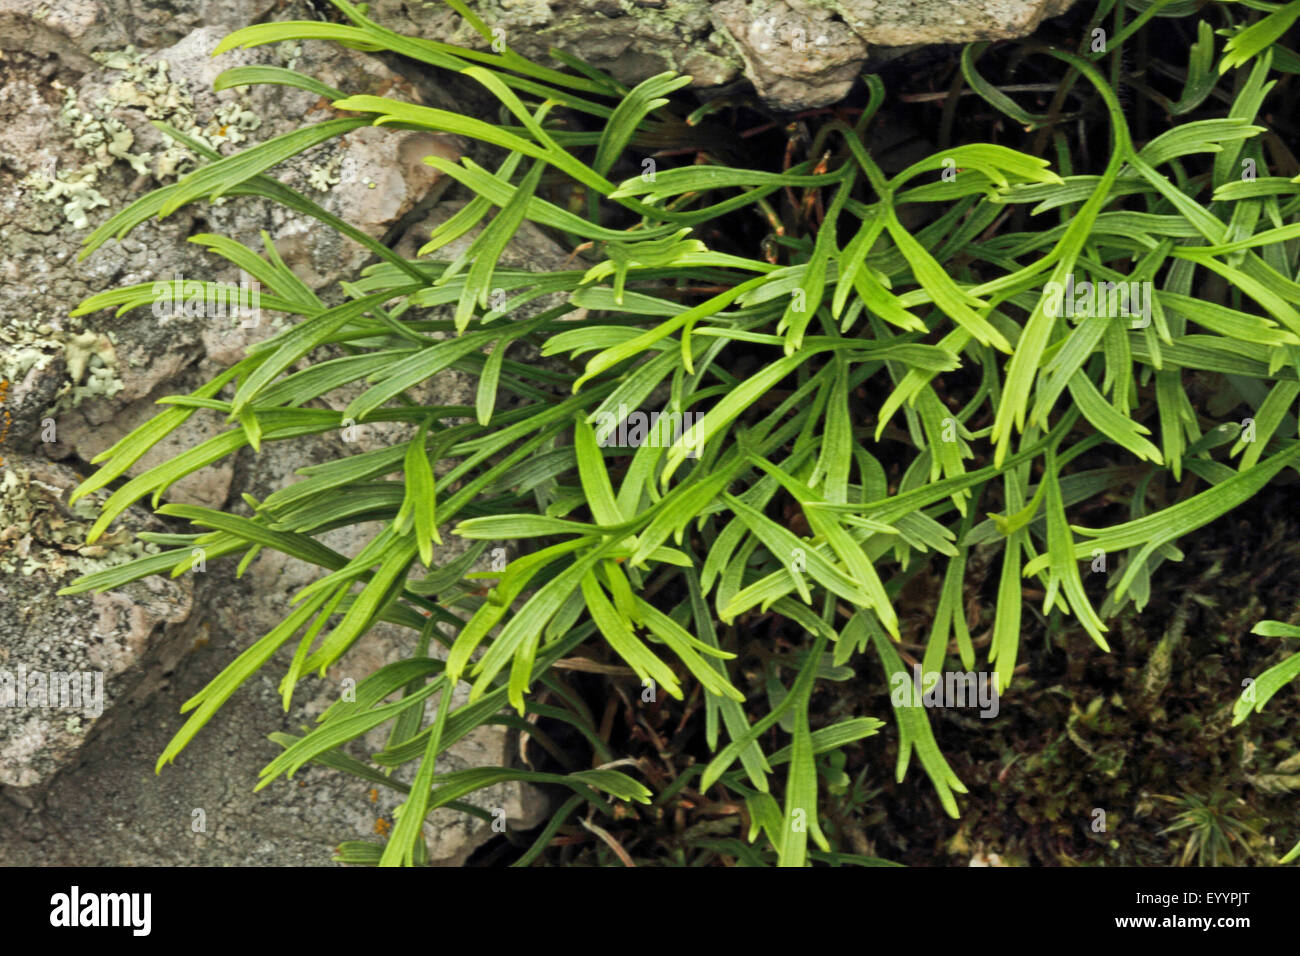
[1,0,1078,114]
[0,0,276,70]
[834,0,1077,46]
[0,609,548,865]
[0,454,192,790]
[711,0,869,110]
[374,0,1077,110]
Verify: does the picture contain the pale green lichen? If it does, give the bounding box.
[307,153,344,192]
[0,317,125,417]
[26,46,263,227]
[278,39,304,72]
[615,0,710,31]
[0,465,157,580]
[469,0,739,81]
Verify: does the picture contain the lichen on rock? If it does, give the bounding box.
[0,459,156,580]
[0,316,125,433]
[377,0,1077,110]
[23,42,263,228]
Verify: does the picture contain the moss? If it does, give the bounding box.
[854,487,1300,866]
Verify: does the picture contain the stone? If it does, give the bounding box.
[373,0,742,90]
[0,0,277,70]
[372,0,1078,111]
[45,370,237,510]
[712,0,870,111]
[835,0,1076,47]
[270,125,462,289]
[0,454,193,790]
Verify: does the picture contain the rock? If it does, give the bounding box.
[0,0,276,69]
[373,0,742,90]
[0,603,547,865]
[712,0,870,111]
[835,0,1076,47]
[0,13,464,458]
[326,619,551,866]
[271,125,462,288]
[0,434,550,862]
[374,0,1077,111]
[394,199,574,273]
[0,454,193,790]
[45,370,236,510]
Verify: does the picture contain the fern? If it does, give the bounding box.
[61,0,1300,865]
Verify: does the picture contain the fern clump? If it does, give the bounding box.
[62,0,1300,865]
